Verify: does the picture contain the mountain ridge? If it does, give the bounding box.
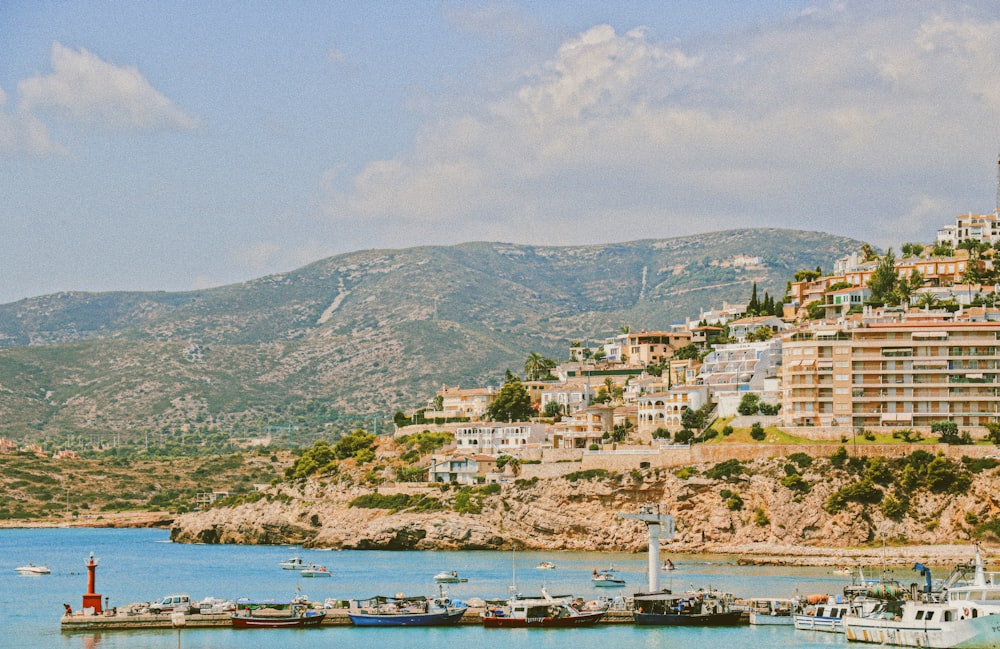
[0,229,863,440]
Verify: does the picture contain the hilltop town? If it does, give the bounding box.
[391,209,1000,487]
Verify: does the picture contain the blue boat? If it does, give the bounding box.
[348,593,468,626]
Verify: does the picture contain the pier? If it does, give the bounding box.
[61,607,637,630]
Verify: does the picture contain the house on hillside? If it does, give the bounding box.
[453,422,545,455]
[726,316,788,343]
[427,454,498,485]
[548,405,614,449]
[430,385,495,421]
[636,385,710,434]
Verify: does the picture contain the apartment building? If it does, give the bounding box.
[636,385,710,433]
[936,212,1000,247]
[453,422,546,455]
[624,330,693,365]
[782,320,1000,428]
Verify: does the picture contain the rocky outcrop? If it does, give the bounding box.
[170,457,1000,564]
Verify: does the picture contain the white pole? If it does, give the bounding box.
[648,522,660,593]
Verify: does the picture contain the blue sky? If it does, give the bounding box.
[2,1,1000,304]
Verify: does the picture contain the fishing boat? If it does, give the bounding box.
[591,568,626,588]
[746,597,798,626]
[794,594,870,633]
[14,564,51,575]
[348,591,468,626]
[300,565,331,578]
[481,588,606,628]
[433,571,467,583]
[632,589,744,626]
[231,603,325,628]
[536,561,556,570]
[843,546,1000,648]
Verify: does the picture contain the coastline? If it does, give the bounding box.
[1,513,988,568]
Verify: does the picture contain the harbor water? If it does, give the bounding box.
[3,527,899,648]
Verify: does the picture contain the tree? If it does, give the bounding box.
[543,400,563,418]
[985,422,1000,445]
[868,248,898,304]
[486,375,534,422]
[738,393,762,416]
[674,344,700,361]
[747,283,760,316]
[524,352,557,381]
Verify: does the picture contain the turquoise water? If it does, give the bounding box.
[2,527,891,648]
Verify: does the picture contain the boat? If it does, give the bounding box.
[794,594,871,632]
[14,564,51,575]
[536,561,556,570]
[843,546,1000,648]
[433,571,467,583]
[632,590,744,626]
[279,556,307,570]
[591,568,626,588]
[231,604,326,629]
[481,588,606,627]
[833,567,853,575]
[745,597,798,626]
[300,565,331,578]
[348,591,468,626]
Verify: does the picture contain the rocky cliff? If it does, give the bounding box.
[170,455,1000,564]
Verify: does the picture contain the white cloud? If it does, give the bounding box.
[17,42,201,132]
[323,4,1000,248]
[0,85,64,155]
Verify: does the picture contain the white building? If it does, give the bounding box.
[453,422,546,455]
[636,385,710,433]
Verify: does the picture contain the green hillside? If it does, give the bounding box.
[0,229,862,444]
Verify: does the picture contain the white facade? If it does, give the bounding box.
[636,386,709,433]
[453,422,546,455]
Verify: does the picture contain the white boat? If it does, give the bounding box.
[591,569,626,588]
[15,564,50,575]
[300,564,331,578]
[280,556,307,570]
[536,561,556,570]
[844,546,1000,648]
[747,597,798,626]
[794,595,871,633]
[434,571,467,583]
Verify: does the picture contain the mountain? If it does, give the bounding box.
[0,229,862,441]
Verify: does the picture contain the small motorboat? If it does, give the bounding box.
[280,556,307,570]
[481,588,606,627]
[832,566,852,575]
[300,565,331,578]
[632,589,743,626]
[536,561,556,570]
[15,564,51,575]
[231,604,325,629]
[433,571,467,583]
[348,590,468,626]
[592,569,626,588]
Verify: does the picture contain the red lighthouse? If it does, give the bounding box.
[82,552,102,614]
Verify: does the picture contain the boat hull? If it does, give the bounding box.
[231,611,325,628]
[749,612,794,626]
[633,611,744,626]
[844,614,1000,648]
[794,615,845,633]
[482,611,605,628]
[348,608,467,626]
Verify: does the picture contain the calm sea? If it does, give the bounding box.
[2,527,896,649]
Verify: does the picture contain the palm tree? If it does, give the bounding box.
[524,352,556,381]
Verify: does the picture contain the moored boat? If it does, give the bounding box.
[231,603,325,628]
[536,561,556,570]
[843,546,1000,648]
[745,597,798,626]
[632,590,744,626]
[481,588,606,628]
[15,564,51,575]
[348,592,467,626]
[279,556,307,570]
[434,570,467,583]
[794,594,870,633]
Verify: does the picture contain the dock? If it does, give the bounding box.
[61,606,636,631]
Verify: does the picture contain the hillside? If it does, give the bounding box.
[0,229,861,441]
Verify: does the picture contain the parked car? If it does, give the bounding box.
[149,594,191,614]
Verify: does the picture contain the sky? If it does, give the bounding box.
[2,1,1000,304]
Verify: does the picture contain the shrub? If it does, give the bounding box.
[753,506,769,526]
[780,473,810,493]
[787,452,813,469]
[963,457,1000,474]
[674,429,695,444]
[705,459,746,480]
[880,494,907,521]
[652,427,671,440]
[675,466,699,480]
[721,425,734,436]
[726,493,744,511]
[825,479,883,514]
[829,446,849,468]
[749,422,766,440]
[864,458,893,486]
[564,469,610,482]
